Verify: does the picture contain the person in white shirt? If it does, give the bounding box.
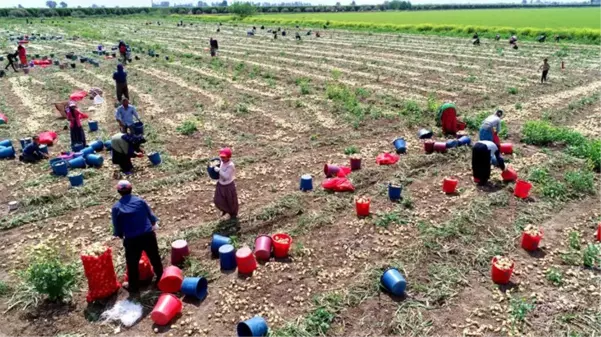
[472,140,506,185]
[212,147,239,219]
[115,98,140,133]
[479,109,503,144]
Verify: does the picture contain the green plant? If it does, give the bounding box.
[507,87,518,95]
[344,146,359,155]
[25,244,78,302]
[515,102,523,110]
[426,92,440,113]
[176,119,198,136]
[569,231,581,250]
[299,80,311,95]
[545,267,563,286]
[509,297,535,328]
[583,244,600,268]
[235,103,249,115]
[0,281,10,296]
[564,170,595,195]
[374,211,406,228]
[183,257,211,279]
[540,179,567,200]
[528,167,549,183]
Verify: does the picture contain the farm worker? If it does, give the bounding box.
[472,32,479,39]
[537,34,546,43]
[4,51,18,72]
[273,31,277,39]
[118,40,127,64]
[260,25,264,30]
[209,38,219,57]
[17,44,27,67]
[509,35,517,45]
[115,98,140,133]
[437,103,465,135]
[479,109,503,145]
[113,64,129,102]
[111,180,163,294]
[539,58,550,84]
[495,34,501,41]
[472,140,505,185]
[65,101,87,147]
[111,131,145,174]
[316,31,321,38]
[295,32,301,40]
[20,136,48,163]
[282,30,286,37]
[213,147,239,220]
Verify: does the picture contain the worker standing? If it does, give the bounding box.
[209,38,219,57]
[213,148,239,220]
[17,44,27,68]
[539,58,550,84]
[113,64,129,102]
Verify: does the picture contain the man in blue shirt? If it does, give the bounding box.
[112,180,163,294]
[114,98,140,133]
[20,136,48,163]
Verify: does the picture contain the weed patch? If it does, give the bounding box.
[176,119,198,135]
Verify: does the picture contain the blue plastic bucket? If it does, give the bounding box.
[89,140,103,151]
[20,137,32,149]
[68,156,86,169]
[181,277,208,300]
[0,139,12,147]
[446,139,458,149]
[148,152,162,166]
[88,120,98,132]
[104,140,112,151]
[211,234,232,256]
[388,184,403,201]
[219,244,236,271]
[85,154,104,168]
[80,147,95,158]
[381,268,407,296]
[68,173,84,187]
[300,174,313,191]
[132,122,144,135]
[237,316,268,337]
[49,157,62,165]
[207,158,220,180]
[51,160,69,176]
[0,146,15,159]
[73,152,83,158]
[71,143,84,152]
[392,138,407,154]
[39,144,48,154]
[458,136,471,146]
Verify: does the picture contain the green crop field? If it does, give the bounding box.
[257,8,600,29]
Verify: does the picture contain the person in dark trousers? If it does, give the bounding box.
[111,131,145,174]
[213,148,239,219]
[115,98,140,133]
[210,37,219,57]
[113,64,129,102]
[539,58,550,84]
[65,101,87,147]
[472,140,505,185]
[118,40,127,65]
[295,32,301,40]
[20,136,48,163]
[273,31,277,39]
[112,180,163,294]
[4,51,18,72]
[495,34,501,41]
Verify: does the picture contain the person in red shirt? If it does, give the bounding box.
[118,41,128,65]
[17,45,27,67]
[65,101,87,147]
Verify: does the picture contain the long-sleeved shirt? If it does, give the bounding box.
[23,142,43,157]
[480,114,501,132]
[111,132,131,156]
[210,39,218,49]
[542,63,550,71]
[476,140,505,170]
[216,160,235,185]
[66,107,84,128]
[115,105,139,126]
[113,70,127,83]
[112,194,157,239]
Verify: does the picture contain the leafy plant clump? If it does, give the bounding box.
[176,119,198,136]
[25,244,79,302]
[583,244,601,268]
[545,267,563,286]
[344,146,359,155]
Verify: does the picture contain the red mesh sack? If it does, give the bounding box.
[336,166,352,178]
[69,90,88,102]
[376,153,400,165]
[81,246,121,303]
[38,131,57,145]
[123,251,155,283]
[321,177,355,192]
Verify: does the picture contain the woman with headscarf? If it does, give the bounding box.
[17,44,27,68]
[111,131,145,175]
[113,64,129,102]
[65,101,87,148]
[472,140,505,185]
[213,148,239,220]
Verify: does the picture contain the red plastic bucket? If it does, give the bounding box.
[501,167,518,182]
[151,293,182,326]
[170,239,189,265]
[521,229,543,251]
[500,143,513,155]
[355,198,370,217]
[254,235,272,261]
[235,246,257,274]
[491,256,514,285]
[350,158,361,171]
[442,178,458,194]
[424,140,434,154]
[324,164,340,177]
[272,233,292,258]
[433,142,447,153]
[158,266,184,293]
[514,180,532,199]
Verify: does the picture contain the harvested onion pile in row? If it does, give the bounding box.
[355,196,369,203]
[524,224,541,236]
[493,256,513,270]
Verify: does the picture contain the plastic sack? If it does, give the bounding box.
[38,131,57,145]
[376,153,400,165]
[101,300,143,327]
[322,177,355,192]
[81,247,121,303]
[123,251,154,282]
[337,166,352,178]
[69,90,88,102]
[0,113,7,124]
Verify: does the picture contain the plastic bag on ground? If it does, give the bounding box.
[38,131,57,145]
[337,166,352,177]
[69,90,88,102]
[81,246,121,303]
[0,113,7,124]
[322,177,355,192]
[123,251,154,282]
[101,300,143,327]
[376,153,400,165]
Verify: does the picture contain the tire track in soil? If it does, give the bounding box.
[7,76,45,133]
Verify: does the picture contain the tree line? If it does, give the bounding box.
[1,2,597,18]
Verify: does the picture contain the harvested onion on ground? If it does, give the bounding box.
[355,196,369,203]
[524,224,541,236]
[493,256,513,270]
[274,237,290,244]
[390,183,401,188]
[83,242,106,256]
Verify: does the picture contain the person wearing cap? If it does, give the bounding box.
[111,131,145,174]
[479,109,504,146]
[112,180,163,294]
[115,98,140,133]
[472,140,506,185]
[65,101,87,148]
[213,148,239,219]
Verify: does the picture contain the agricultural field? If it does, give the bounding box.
[0,16,600,337]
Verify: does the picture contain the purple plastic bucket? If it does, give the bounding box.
[324,164,340,177]
[254,235,272,261]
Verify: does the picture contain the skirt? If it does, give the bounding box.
[472,143,491,185]
[70,125,86,147]
[112,150,133,173]
[214,181,239,217]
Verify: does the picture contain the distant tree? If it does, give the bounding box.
[230,2,257,17]
[522,0,527,3]
[59,1,67,7]
[91,4,98,8]
[18,4,24,7]
[350,0,355,5]
[46,1,57,8]
[9,8,30,17]
[71,9,85,17]
[335,1,341,6]
[220,0,227,6]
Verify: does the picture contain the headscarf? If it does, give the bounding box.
[116,180,132,192]
[117,64,124,73]
[219,147,232,159]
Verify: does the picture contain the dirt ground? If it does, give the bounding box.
[0,17,599,337]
